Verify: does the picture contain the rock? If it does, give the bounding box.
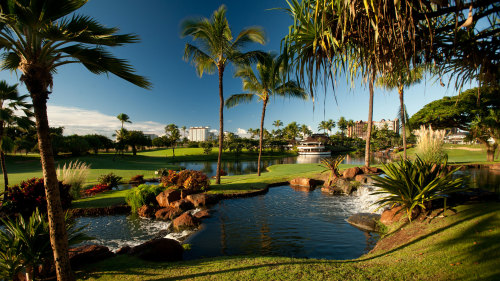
[361,166,383,174]
[289,177,318,188]
[343,167,362,179]
[172,212,200,231]
[137,205,156,218]
[69,245,114,268]
[380,206,404,225]
[170,199,194,211]
[115,246,131,255]
[193,209,211,219]
[323,175,338,188]
[156,189,181,207]
[129,238,183,262]
[354,174,373,185]
[490,163,500,170]
[334,178,353,195]
[186,193,217,207]
[347,213,381,232]
[321,185,335,194]
[155,207,183,221]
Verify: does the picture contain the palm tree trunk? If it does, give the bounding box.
[365,70,375,167]
[30,87,74,281]
[258,98,268,176]
[216,66,224,184]
[399,86,407,159]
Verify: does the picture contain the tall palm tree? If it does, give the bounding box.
[338,116,347,136]
[272,120,283,130]
[0,81,33,191]
[377,66,424,159]
[182,5,266,184]
[0,1,151,280]
[165,124,180,158]
[318,121,329,135]
[347,119,354,137]
[226,53,307,176]
[326,119,336,135]
[117,113,132,129]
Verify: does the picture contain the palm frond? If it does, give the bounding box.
[183,43,216,77]
[225,93,255,108]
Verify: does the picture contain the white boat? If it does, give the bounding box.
[297,140,331,156]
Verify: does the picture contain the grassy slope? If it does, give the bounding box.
[404,144,496,164]
[77,202,500,280]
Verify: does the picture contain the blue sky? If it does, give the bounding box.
[1,0,473,137]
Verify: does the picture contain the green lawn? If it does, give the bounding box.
[77,202,500,280]
[403,144,497,164]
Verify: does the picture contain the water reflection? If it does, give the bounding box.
[454,168,500,193]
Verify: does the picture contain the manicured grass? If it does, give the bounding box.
[76,202,500,280]
[403,144,498,164]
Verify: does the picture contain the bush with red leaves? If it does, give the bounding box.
[160,169,209,193]
[83,184,111,196]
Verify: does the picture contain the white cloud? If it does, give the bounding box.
[236,128,247,135]
[46,105,165,137]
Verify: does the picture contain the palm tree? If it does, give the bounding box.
[165,124,180,158]
[338,116,347,136]
[318,121,329,135]
[300,124,312,139]
[0,1,151,280]
[226,53,307,176]
[273,120,283,130]
[0,81,33,191]
[347,119,355,137]
[182,5,265,184]
[326,119,336,135]
[117,113,132,129]
[377,66,424,159]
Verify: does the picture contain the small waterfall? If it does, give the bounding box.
[352,184,386,214]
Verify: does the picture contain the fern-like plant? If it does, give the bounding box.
[57,161,91,199]
[371,156,467,221]
[126,184,165,212]
[321,155,345,185]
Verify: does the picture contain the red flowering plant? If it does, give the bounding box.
[83,184,111,196]
[3,177,72,217]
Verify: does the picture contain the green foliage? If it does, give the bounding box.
[98,173,122,188]
[57,160,91,199]
[200,141,213,154]
[414,126,447,163]
[0,209,91,280]
[182,244,192,251]
[321,155,345,183]
[125,184,165,212]
[372,156,467,221]
[130,175,145,183]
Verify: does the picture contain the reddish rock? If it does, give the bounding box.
[186,193,217,207]
[361,166,383,174]
[380,206,404,225]
[193,209,211,219]
[156,189,181,207]
[129,238,183,262]
[172,212,200,231]
[354,174,373,185]
[289,177,318,188]
[137,205,156,218]
[170,199,194,211]
[69,245,114,268]
[321,186,335,194]
[115,246,131,255]
[343,167,362,179]
[155,207,183,221]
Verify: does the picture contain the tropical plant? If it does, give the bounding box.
[182,4,266,184]
[116,113,132,130]
[161,169,210,193]
[0,81,33,192]
[97,173,122,188]
[0,1,151,278]
[165,124,181,158]
[377,66,424,158]
[372,156,466,221]
[300,124,312,139]
[0,209,91,281]
[200,141,213,155]
[57,161,91,199]
[321,155,345,186]
[83,184,110,197]
[123,130,151,156]
[125,184,165,212]
[226,52,307,176]
[130,174,145,184]
[272,120,283,131]
[338,117,348,136]
[414,125,447,163]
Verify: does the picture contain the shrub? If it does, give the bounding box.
[200,141,212,154]
[97,173,122,188]
[83,184,111,196]
[414,125,447,163]
[321,155,345,185]
[57,160,91,199]
[372,156,467,221]
[161,170,210,193]
[0,209,92,280]
[126,184,165,212]
[130,174,145,184]
[3,178,72,217]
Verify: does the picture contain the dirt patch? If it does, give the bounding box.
[447,147,483,151]
[370,223,427,253]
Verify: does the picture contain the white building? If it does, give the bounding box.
[188,127,210,142]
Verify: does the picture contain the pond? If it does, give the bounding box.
[177,153,389,177]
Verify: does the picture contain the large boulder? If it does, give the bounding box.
[186,193,218,207]
[129,238,183,262]
[361,166,383,174]
[69,245,114,268]
[137,205,156,218]
[172,212,200,231]
[170,199,194,211]
[354,174,373,185]
[343,167,362,179]
[289,177,319,188]
[156,189,181,207]
[380,206,404,225]
[347,213,381,232]
[335,178,354,195]
[155,207,183,221]
[193,209,211,219]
